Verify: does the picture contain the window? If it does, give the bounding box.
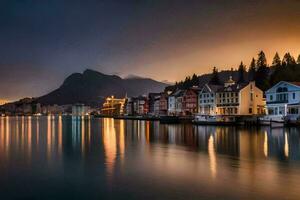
[250,93,253,101]
[236,98,238,103]
[270,95,273,101]
[249,108,253,114]
[293,93,296,99]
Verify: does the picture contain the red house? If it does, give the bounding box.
[182,88,198,115]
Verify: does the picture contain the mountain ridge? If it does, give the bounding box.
[36,69,168,106]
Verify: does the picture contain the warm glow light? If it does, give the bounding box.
[264,131,268,158]
[284,132,289,158]
[208,134,216,179]
[103,118,117,179]
[27,116,32,160]
[81,116,85,157]
[119,120,125,161]
[47,115,52,160]
[58,115,62,155]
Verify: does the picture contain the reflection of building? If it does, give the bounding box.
[215,77,265,115]
[72,104,90,116]
[265,81,300,116]
[101,96,126,116]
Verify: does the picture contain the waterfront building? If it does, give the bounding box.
[159,92,168,115]
[182,88,198,115]
[171,90,185,116]
[265,81,300,116]
[134,96,149,115]
[101,96,126,116]
[198,84,222,115]
[148,93,161,115]
[168,92,176,115]
[215,77,265,115]
[125,97,134,115]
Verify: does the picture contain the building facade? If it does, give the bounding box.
[215,77,265,115]
[265,81,300,116]
[198,84,221,115]
[182,88,198,115]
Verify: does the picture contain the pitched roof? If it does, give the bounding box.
[216,83,248,92]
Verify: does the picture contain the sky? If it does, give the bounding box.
[0,0,300,101]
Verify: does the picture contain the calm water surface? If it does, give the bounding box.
[0,116,300,199]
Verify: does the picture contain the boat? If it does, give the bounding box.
[193,114,236,125]
[259,115,285,127]
[193,115,217,125]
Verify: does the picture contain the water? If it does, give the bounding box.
[0,116,300,199]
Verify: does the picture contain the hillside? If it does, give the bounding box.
[37,69,168,106]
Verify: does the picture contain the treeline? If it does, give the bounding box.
[169,51,300,92]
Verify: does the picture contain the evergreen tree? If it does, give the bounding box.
[255,51,270,91]
[297,54,300,64]
[237,61,246,83]
[257,51,267,68]
[191,73,198,86]
[209,67,221,85]
[272,52,281,67]
[282,52,296,66]
[248,58,256,81]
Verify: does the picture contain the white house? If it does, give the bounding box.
[198,84,221,115]
[168,95,176,115]
[265,81,300,116]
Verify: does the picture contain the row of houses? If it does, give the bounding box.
[111,76,300,118]
[124,76,266,116]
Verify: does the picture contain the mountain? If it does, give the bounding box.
[37,69,168,106]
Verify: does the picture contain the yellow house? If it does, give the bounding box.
[216,77,265,115]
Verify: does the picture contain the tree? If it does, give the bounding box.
[209,67,221,85]
[282,52,296,66]
[255,51,270,91]
[237,61,246,83]
[257,51,267,68]
[248,58,256,81]
[272,52,281,67]
[297,54,300,64]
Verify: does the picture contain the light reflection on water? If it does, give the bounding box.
[0,116,300,199]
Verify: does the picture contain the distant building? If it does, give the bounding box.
[168,92,177,115]
[148,93,161,116]
[72,104,90,116]
[174,90,185,116]
[135,96,149,115]
[265,81,300,116]
[159,92,168,115]
[215,77,265,115]
[125,97,134,115]
[101,96,126,116]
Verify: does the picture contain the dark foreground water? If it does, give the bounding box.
[0,116,300,199]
